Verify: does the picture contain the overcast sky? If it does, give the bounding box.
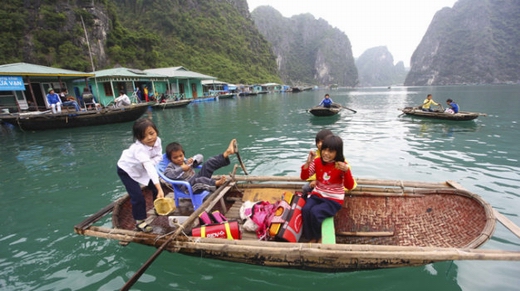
[247,0,458,67]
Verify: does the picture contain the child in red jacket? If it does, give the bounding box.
[300,135,356,242]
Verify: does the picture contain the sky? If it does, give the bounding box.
[247,0,458,67]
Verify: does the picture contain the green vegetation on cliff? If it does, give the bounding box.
[0,0,281,84]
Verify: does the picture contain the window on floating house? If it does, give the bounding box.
[103,83,113,96]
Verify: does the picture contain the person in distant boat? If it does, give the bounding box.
[46,88,62,114]
[318,93,334,108]
[59,88,81,112]
[421,94,441,112]
[302,129,334,198]
[114,90,131,107]
[117,118,165,233]
[445,98,459,114]
[163,139,238,194]
[300,135,357,243]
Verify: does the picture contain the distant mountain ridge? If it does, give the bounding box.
[355,46,407,87]
[251,6,358,87]
[405,0,520,85]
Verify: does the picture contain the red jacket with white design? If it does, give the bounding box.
[300,158,356,204]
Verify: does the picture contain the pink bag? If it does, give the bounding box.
[250,201,276,240]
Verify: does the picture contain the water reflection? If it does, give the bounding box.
[402,119,480,137]
[309,114,340,126]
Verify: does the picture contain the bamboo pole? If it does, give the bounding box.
[83,225,513,258]
[230,175,451,189]
[74,201,116,233]
[494,209,520,240]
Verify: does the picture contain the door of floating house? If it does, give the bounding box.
[191,83,197,98]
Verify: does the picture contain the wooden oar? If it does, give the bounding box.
[234,140,249,175]
[337,104,357,113]
[120,181,231,290]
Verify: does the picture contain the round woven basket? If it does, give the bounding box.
[154,197,175,216]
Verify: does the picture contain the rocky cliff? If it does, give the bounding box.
[0,0,280,84]
[251,6,358,87]
[405,0,520,85]
[356,46,407,87]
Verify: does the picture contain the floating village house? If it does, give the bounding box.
[144,67,216,99]
[0,62,94,112]
[0,62,219,111]
[201,80,237,96]
[80,67,217,105]
[82,67,169,106]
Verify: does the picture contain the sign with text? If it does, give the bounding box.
[0,76,25,91]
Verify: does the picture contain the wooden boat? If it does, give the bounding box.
[309,104,341,116]
[152,99,191,109]
[400,107,483,121]
[238,92,257,97]
[0,103,150,131]
[74,173,520,271]
[217,93,235,99]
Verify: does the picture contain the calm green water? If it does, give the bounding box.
[1,85,520,290]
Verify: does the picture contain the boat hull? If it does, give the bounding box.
[74,175,507,272]
[152,100,191,109]
[309,105,341,116]
[217,93,235,99]
[401,107,480,121]
[0,104,149,130]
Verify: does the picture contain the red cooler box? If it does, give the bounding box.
[192,221,241,240]
[268,192,306,242]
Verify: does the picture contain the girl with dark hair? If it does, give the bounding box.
[116,118,164,232]
[302,129,334,197]
[300,135,356,242]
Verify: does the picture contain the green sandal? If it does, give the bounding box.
[136,220,153,233]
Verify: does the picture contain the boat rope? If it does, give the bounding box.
[15,116,24,132]
[155,222,188,245]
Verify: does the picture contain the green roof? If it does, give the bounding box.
[145,67,216,80]
[93,67,167,79]
[0,62,94,77]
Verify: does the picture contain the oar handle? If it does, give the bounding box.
[342,105,357,113]
[232,140,248,175]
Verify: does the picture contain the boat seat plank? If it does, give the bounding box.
[242,188,288,203]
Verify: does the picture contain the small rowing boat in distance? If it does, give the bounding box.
[400,107,484,121]
[309,104,341,116]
